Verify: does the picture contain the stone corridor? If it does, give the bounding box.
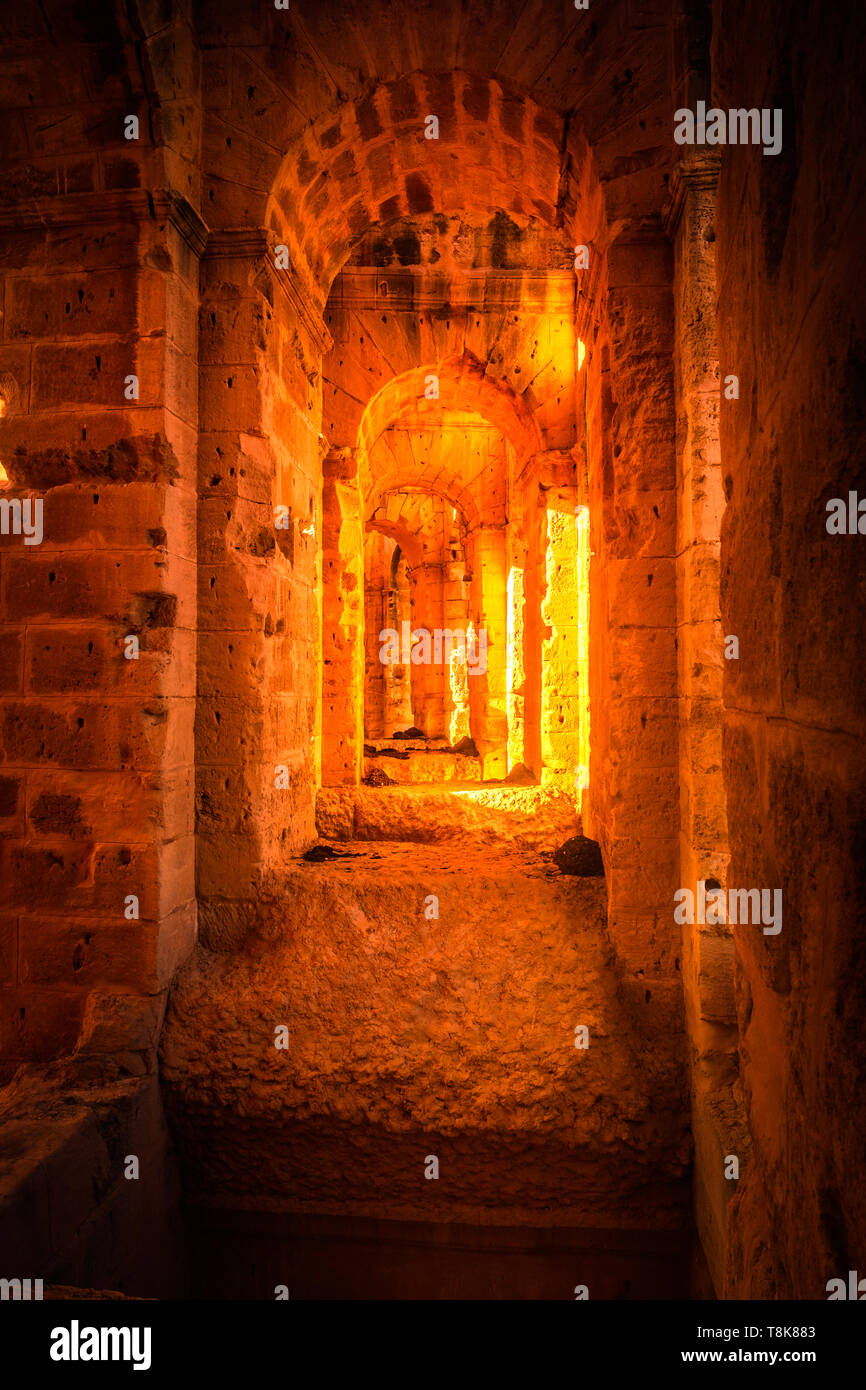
[0,0,863,1305]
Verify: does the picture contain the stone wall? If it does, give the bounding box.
[582,230,685,1065]
[0,0,201,1071]
[1,0,859,1303]
[714,0,866,1297]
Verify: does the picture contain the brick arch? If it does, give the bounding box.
[367,477,482,534]
[356,352,542,467]
[367,492,472,561]
[266,71,606,308]
[366,515,424,568]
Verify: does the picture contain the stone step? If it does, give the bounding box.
[317,782,581,852]
[365,738,451,751]
[363,747,482,784]
[189,1209,693,1300]
[161,842,689,1227]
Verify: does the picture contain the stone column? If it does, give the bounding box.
[321,446,364,784]
[667,153,731,939]
[197,228,331,943]
[541,490,583,790]
[506,562,526,772]
[665,152,738,1294]
[519,451,581,788]
[362,567,386,741]
[580,235,687,1187]
[584,232,681,982]
[407,560,447,739]
[0,191,203,1067]
[442,546,471,745]
[388,555,414,734]
[468,526,508,779]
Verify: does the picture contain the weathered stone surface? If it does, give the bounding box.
[0,0,858,1305]
[712,0,866,1301]
[364,749,482,784]
[317,782,581,852]
[161,842,689,1225]
[0,1071,186,1296]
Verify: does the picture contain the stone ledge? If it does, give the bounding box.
[317,782,581,850]
[0,1070,187,1297]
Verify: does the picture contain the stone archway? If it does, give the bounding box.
[12,0,859,1308]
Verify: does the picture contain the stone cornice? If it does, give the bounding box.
[275,265,333,358]
[514,447,579,492]
[573,241,605,345]
[323,443,360,479]
[331,266,577,315]
[160,193,209,258]
[0,188,210,257]
[203,227,270,261]
[0,198,331,355]
[662,152,722,236]
[205,228,333,356]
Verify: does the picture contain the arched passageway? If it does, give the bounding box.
[164,70,695,1297]
[0,6,713,1300]
[1,0,861,1310]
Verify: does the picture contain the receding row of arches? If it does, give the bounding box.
[0,0,768,1301]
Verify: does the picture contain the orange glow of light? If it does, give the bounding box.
[575,504,591,809]
[577,338,586,372]
[506,565,525,772]
[0,395,8,488]
[539,504,590,799]
[448,625,470,745]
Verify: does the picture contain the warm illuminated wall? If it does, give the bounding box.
[0,4,201,1070]
[324,215,578,462]
[0,0,698,1283]
[541,496,584,789]
[366,488,470,742]
[580,231,685,1228]
[506,564,526,771]
[363,531,414,739]
[0,0,860,1308]
[0,5,689,1202]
